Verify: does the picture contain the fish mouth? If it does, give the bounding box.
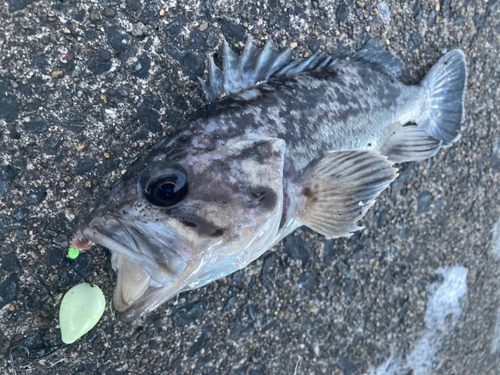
[110,252,179,322]
[78,215,189,322]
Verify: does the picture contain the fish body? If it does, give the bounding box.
[75,37,467,321]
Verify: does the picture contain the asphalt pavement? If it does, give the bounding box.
[1,0,500,374]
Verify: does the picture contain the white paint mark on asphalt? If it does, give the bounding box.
[366,265,468,375]
[491,216,500,259]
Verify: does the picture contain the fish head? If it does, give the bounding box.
[78,137,286,321]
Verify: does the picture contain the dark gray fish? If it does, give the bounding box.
[73,36,467,321]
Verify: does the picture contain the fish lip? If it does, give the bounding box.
[78,221,168,320]
[112,281,179,322]
[78,221,137,262]
[112,296,156,323]
[78,217,189,321]
[78,219,169,285]
[114,308,139,322]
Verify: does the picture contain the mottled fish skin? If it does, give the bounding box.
[159,63,422,171]
[76,41,467,321]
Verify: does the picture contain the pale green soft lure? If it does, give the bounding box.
[59,283,106,344]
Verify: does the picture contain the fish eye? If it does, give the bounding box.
[140,161,188,207]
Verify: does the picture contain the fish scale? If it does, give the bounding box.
[164,67,415,168]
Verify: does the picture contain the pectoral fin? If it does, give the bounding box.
[296,150,398,239]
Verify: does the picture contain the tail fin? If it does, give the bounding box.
[418,50,468,145]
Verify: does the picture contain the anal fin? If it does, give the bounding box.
[296,150,398,239]
[380,125,441,163]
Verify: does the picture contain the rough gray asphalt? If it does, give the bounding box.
[1,0,500,374]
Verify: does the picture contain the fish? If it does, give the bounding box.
[72,36,467,322]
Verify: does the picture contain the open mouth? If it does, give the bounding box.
[75,215,188,321]
[79,221,166,283]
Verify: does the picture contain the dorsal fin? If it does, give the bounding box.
[350,49,404,78]
[199,36,404,102]
[200,36,337,102]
